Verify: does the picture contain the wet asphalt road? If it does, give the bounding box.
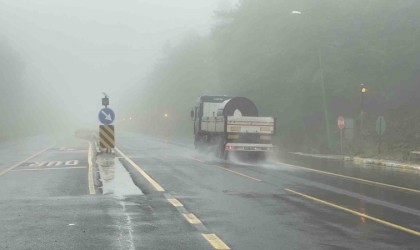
[1,133,420,249]
[116,133,420,249]
[0,136,209,249]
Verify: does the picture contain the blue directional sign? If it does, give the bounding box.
[98,108,115,125]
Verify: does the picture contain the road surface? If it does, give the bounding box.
[1,133,419,249]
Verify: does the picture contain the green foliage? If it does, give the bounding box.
[128,0,420,153]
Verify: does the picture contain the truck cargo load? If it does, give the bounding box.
[191,95,275,160]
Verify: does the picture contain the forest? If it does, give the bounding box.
[124,0,420,158]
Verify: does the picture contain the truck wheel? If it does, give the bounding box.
[258,152,266,161]
[223,151,229,160]
[217,141,226,159]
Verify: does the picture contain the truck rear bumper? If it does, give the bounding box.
[225,143,275,152]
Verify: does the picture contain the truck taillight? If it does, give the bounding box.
[225,146,233,150]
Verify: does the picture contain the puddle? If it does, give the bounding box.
[96,154,143,197]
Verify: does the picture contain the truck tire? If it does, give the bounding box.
[257,152,266,161]
[217,140,226,159]
[223,151,229,160]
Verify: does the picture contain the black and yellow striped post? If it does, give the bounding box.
[99,125,115,150]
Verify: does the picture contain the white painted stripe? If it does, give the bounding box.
[0,146,52,176]
[11,166,87,171]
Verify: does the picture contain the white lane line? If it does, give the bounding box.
[87,141,95,195]
[0,146,52,176]
[115,147,165,192]
[11,166,87,171]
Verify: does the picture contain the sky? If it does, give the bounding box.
[0,0,238,127]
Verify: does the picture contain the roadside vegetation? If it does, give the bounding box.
[125,0,420,159]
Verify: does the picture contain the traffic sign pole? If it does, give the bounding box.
[376,116,386,155]
[99,94,115,154]
[378,121,381,155]
[337,116,345,155]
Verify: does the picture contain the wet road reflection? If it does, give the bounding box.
[96,154,142,197]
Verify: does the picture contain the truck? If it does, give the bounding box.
[191,95,275,160]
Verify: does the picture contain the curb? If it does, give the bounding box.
[290,152,420,171]
[352,157,420,171]
[95,141,101,153]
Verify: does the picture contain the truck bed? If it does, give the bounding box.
[200,116,275,134]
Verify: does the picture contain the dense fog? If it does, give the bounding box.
[121,0,420,157]
[1,0,420,158]
[0,0,238,137]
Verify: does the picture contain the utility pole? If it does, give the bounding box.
[360,84,367,134]
[318,47,331,150]
[291,10,332,151]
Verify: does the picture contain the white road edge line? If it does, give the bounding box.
[0,146,52,176]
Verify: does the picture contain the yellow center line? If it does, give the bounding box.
[87,141,96,195]
[285,188,420,237]
[182,213,202,224]
[289,164,420,194]
[0,146,52,177]
[115,147,165,192]
[192,158,206,163]
[167,198,184,207]
[202,234,230,250]
[216,166,262,182]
